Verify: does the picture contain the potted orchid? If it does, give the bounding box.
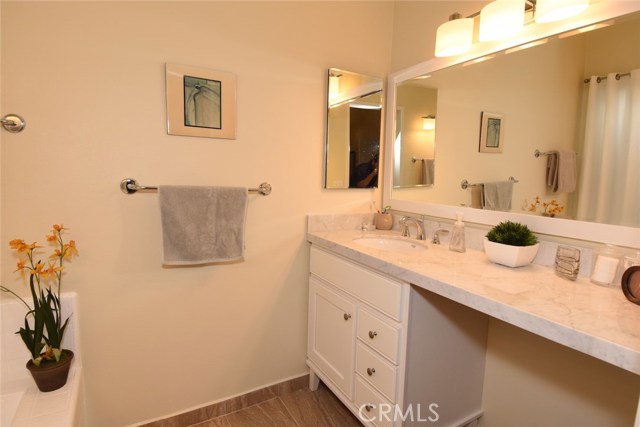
[0,224,79,391]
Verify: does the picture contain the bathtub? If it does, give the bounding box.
[1,292,84,426]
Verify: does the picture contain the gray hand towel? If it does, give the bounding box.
[158,185,248,265]
[482,181,513,211]
[470,184,484,209]
[546,150,577,193]
[546,151,559,189]
[556,149,577,193]
[421,159,435,186]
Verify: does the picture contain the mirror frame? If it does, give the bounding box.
[383,1,640,248]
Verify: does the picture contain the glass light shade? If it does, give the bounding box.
[435,17,474,57]
[422,116,436,130]
[479,0,525,42]
[535,0,589,23]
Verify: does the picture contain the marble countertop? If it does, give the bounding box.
[307,229,640,375]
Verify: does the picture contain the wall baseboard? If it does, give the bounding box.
[139,373,309,427]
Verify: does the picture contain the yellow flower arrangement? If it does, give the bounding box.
[1,225,78,366]
[526,196,565,217]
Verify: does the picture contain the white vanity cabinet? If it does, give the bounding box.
[307,246,489,427]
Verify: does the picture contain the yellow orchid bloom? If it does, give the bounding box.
[52,224,65,232]
[64,240,79,258]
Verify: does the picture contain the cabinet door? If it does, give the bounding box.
[308,277,357,399]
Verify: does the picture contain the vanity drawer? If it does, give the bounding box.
[354,376,395,427]
[357,309,401,364]
[356,342,398,402]
[310,247,404,320]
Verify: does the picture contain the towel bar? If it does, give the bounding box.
[534,149,553,158]
[120,178,272,196]
[461,176,518,190]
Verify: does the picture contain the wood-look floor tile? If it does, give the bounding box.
[191,416,232,427]
[280,383,362,427]
[225,397,299,427]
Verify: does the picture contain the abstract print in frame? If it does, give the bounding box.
[166,63,236,139]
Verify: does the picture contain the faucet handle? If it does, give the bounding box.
[432,229,450,244]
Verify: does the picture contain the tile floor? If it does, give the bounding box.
[188,382,362,427]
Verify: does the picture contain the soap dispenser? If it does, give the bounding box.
[449,212,466,253]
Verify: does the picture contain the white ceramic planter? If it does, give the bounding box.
[483,238,539,268]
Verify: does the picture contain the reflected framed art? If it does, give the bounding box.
[479,111,504,153]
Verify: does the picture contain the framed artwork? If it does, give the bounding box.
[479,112,504,153]
[166,63,236,139]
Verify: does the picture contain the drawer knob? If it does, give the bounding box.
[368,330,378,339]
[367,367,376,376]
[343,313,352,321]
[365,404,374,412]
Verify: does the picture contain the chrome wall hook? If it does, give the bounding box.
[1,114,26,133]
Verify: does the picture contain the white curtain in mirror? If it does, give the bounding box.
[577,69,640,227]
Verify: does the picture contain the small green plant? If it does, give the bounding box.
[486,221,538,247]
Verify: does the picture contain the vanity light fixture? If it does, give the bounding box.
[534,0,589,23]
[479,0,525,42]
[435,13,474,57]
[422,115,436,130]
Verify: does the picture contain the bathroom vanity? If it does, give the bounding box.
[306,222,640,427]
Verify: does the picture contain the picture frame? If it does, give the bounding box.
[166,63,237,139]
[479,111,504,153]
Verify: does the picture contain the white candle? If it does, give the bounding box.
[591,255,620,285]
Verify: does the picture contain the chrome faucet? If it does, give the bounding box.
[431,229,450,244]
[400,216,425,240]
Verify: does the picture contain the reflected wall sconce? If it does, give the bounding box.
[435,13,474,57]
[329,73,341,100]
[479,0,525,42]
[435,0,590,57]
[422,115,436,130]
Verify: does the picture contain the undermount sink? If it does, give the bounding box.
[353,236,428,252]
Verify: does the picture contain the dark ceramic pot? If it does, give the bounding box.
[26,349,74,392]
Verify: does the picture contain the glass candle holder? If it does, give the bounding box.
[622,251,640,271]
[590,244,622,286]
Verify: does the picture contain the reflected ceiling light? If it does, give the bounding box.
[329,74,340,100]
[558,21,614,38]
[422,115,436,130]
[505,38,548,54]
[535,0,589,23]
[479,0,525,42]
[435,13,474,57]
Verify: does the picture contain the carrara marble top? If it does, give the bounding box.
[307,229,640,376]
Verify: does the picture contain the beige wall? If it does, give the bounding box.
[481,319,640,427]
[0,2,393,425]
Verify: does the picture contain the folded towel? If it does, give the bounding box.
[158,185,248,265]
[546,150,577,193]
[556,149,577,193]
[483,181,513,211]
[546,151,559,189]
[470,184,484,209]
[421,159,435,186]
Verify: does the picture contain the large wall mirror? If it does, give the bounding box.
[383,4,640,248]
[324,68,383,189]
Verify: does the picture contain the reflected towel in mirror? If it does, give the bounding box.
[158,185,248,265]
[421,159,435,186]
[482,181,513,211]
[547,149,577,193]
